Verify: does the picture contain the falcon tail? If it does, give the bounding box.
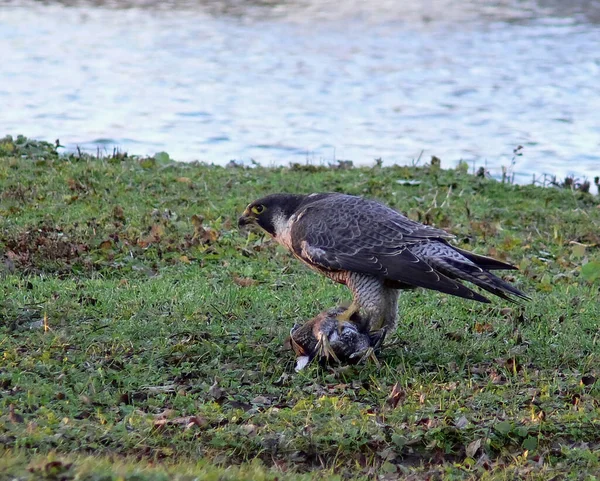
[407,242,529,303]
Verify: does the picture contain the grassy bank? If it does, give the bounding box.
[1,136,600,480]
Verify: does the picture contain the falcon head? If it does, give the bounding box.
[238,193,306,237]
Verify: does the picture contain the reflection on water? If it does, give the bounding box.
[0,0,599,183]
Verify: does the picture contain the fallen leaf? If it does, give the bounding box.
[251,396,271,406]
[176,177,192,184]
[67,178,86,192]
[191,214,219,244]
[153,415,207,431]
[445,331,463,341]
[8,404,24,424]
[240,423,258,437]
[185,415,208,429]
[581,375,596,386]
[99,240,112,250]
[191,214,204,228]
[273,373,290,386]
[144,385,176,394]
[378,447,396,461]
[149,224,164,240]
[386,383,406,409]
[209,380,225,401]
[233,276,257,287]
[113,205,125,221]
[34,461,73,478]
[474,322,494,333]
[466,438,483,458]
[154,408,176,420]
[455,415,468,429]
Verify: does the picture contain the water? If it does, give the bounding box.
[1,0,599,184]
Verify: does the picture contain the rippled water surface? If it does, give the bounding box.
[1,0,599,182]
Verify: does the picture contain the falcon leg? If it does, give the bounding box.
[369,289,399,332]
[335,301,360,322]
[335,301,361,336]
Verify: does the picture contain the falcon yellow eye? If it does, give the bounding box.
[251,205,265,215]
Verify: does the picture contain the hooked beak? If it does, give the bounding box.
[238,208,255,229]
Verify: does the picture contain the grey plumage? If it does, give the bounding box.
[239,192,528,335]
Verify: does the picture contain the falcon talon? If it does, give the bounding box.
[313,334,340,363]
[369,329,387,351]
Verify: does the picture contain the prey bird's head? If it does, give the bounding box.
[238,193,306,237]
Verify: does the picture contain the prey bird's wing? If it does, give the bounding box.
[290,194,492,302]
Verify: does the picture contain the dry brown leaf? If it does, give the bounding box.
[67,178,86,192]
[251,396,270,406]
[191,214,204,228]
[153,414,207,430]
[8,404,24,424]
[240,423,258,437]
[203,228,219,243]
[176,177,192,184]
[386,382,406,409]
[581,375,596,386]
[154,408,176,420]
[179,255,191,264]
[445,331,464,341]
[233,276,257,287]
[113,205,125,221]
[474,322,494,333]
[149,224,164,240]
[455,415,468,429]
[99,240,112,250]
[466,438,483,458]
[191,214,219,244]
[209,380,225,401]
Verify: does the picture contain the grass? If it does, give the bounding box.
[1,135,600,480]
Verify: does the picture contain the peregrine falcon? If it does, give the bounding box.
[238,193,527,340]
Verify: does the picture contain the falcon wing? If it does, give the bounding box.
[290,194,491,302]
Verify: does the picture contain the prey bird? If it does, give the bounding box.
[289,306,385,371]
[238,193,528,356]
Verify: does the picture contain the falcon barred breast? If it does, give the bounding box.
[238,193,528,336]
